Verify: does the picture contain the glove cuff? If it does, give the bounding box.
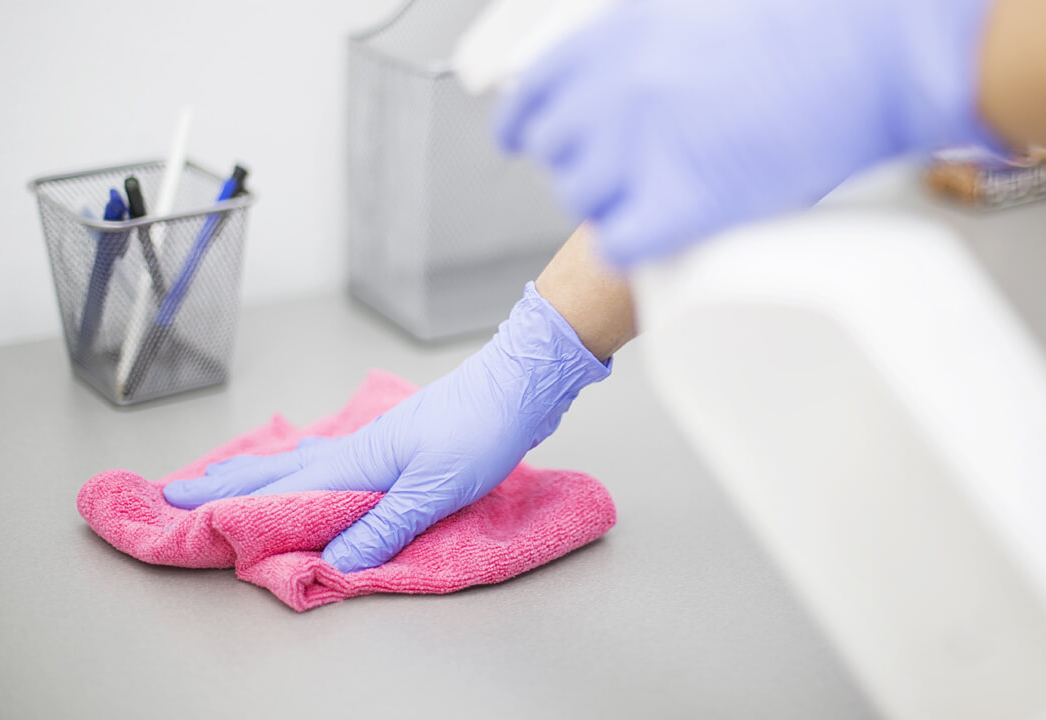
[489,281,612,449]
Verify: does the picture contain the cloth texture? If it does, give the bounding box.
[77,370,616,612]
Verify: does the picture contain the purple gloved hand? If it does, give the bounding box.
[496,0,997,268]
[163,283,611,573]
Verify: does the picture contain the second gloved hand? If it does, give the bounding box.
[163,283,611,573]
[496,0,996,268]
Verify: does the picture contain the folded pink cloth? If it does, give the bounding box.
[77,370,616,612]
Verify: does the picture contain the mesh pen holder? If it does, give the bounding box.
[30,160,254,406]
[348,0,574,341]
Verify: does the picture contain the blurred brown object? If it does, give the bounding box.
[925,147,1046,209]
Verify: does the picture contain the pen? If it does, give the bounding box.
[115,106,194,395]
[77,189,128,361]
[122,165,248,399]
[124,176,166,300]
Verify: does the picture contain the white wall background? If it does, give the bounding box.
[0,0,404,346]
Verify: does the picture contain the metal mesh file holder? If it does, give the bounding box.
[348,0,574,341]
[30,160,254,405]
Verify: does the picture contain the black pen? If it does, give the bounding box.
[124,176,166,301]
[122,165,248,400]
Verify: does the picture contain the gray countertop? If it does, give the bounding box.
[0,291,873,719]
[3,161,1043,719]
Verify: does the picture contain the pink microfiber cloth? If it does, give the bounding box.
[77,370,616,612]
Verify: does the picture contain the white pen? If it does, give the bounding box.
[115,106,194,396]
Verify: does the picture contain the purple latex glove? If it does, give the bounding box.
[163,283,611,572]
[496,0,998,268]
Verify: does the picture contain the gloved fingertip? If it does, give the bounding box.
[322,535,383,574]
[162,480,203,510]
[493,93,527,154]
[493,72,558,154]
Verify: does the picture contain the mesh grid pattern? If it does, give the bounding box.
[347,0,574,341]
[32,161,251,405]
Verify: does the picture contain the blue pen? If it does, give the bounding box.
[77,189,129,361]
[123,165,248,399]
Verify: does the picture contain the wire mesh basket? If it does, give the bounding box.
[347,0,574,341]
[29,160,254,405]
